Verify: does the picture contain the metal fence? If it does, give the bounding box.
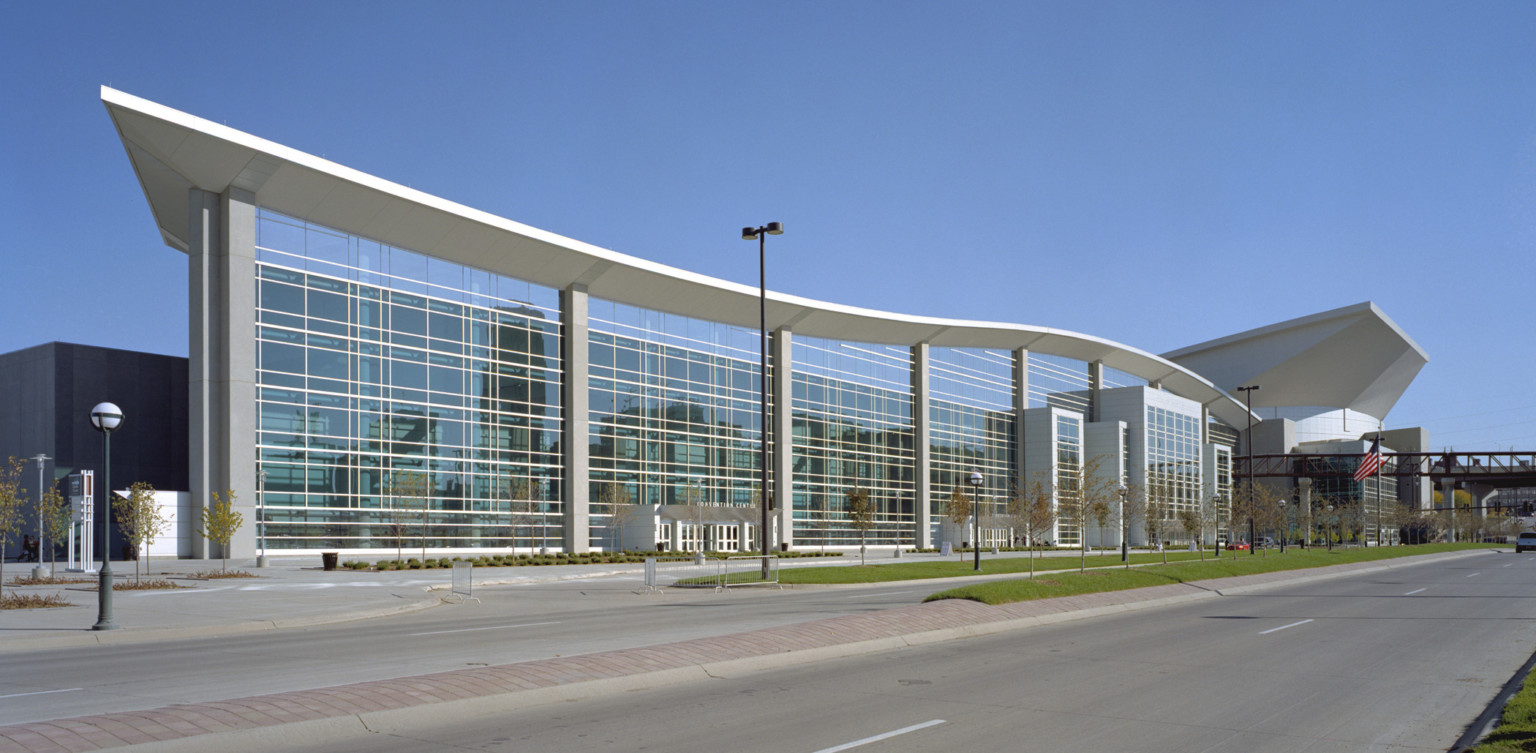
[446,561,480,604]
[642,555,781,592]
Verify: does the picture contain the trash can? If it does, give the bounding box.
[322,552,338,571]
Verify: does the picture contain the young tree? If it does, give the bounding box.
[1075,455,1120,571]
[845,486,875,565]
[1009,471,1056,577]
[114,481,169,582]
[601,482,636,552]
[198,489,245,572]
[946,486,972,557]
[0,456,27,597]
[1178,497,1211,561]
[384,470,429,562]
[1119,482,1147,568]
[40,482,70,573]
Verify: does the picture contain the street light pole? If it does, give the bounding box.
[31,453,51,579]
[742,222,783,579]
[968,470,984,571]
[89,402,122,631]
[1119,483,1129,563]
[257,468,268,567]
[1236,385,1260,556]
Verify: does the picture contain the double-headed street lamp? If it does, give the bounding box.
[1236,385,1260,556]
[742,222,783,577]
[89,402,123,631]
[968,470,984,571]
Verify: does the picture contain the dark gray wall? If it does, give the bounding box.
[0,342,188,560]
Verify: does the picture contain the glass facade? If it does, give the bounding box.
[1145,405,1203,520]
[244,209,1236,554]
[929,347,1015,532]
[254,210,564,550]
[791,337,914,546]
[1055,414,1083,546]
[586,300,766,542]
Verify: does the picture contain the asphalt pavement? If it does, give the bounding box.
[0,548,1510,753]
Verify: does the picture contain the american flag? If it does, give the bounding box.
[1353,438,1382,482]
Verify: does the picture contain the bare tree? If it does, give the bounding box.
[1178,497,1211,561]
[114,481,168,582]
[1008,471,1056,578]
[1076,455,1120,572]
[601,482,636,552]
[845,486,875,565]
[384,470,429,562]
[1120,482,1149,566]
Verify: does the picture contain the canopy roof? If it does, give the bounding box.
[103,86,1263,426]
[1161,302,1428,421]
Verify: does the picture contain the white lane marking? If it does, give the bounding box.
[408,621,560,637]
[1260,619,1314,635]
[814,720,947,753]
[1505,563,1514,568]
[1405,588,1426,595]
[131,586,237,597]
[1468,573,1481,578]
[848,591,913,599]
[0,688,82,700]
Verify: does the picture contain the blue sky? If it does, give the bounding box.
[3,1,1534,451]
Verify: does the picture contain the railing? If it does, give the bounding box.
[445,561,480,604]
[721,555,780,590]
[641,555,781,592]
[1236,451,1536,483]
[643,556,723,592]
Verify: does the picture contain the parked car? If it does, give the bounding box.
[1516,532,1536,553]
[1254,537,1276,549]
[1225,541,1251,551]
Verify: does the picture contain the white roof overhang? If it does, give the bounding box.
[1161,301,1428,421]
[101,86,1256,428]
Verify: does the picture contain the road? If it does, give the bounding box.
[0,572,929,725]
[294,553,1536,753]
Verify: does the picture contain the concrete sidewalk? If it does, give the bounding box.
[0,549,1492,753]
[0,548,1089,651]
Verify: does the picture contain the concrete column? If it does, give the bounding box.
[1297,477,1312,546]
[560,284,590,553]
[1441,478,1456,543]
[911,343,932,549]
[189,187,257,560]
[771,327,794,549]
[1013,348,1029,493]
[1088,360,1104,423]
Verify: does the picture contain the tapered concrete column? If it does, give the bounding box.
[771,327,794,549]
[1013,348,1029,492]
[1088,360,1104,423]
[912,343,932,549]
[560,284,590,553]
[189,187,257,560]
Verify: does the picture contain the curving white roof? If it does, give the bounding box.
[1161,301,1428,421]
[101,86,1257,427]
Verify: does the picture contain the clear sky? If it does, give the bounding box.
[3,1,1534,451]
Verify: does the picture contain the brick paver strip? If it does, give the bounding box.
[0,556,1458,753]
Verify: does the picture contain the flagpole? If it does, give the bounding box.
[1382,421,1394,544]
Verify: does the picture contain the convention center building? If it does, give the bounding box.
[94,87,1429,558]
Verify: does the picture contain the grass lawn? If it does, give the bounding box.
[924,543,1497,605]
[774,549,1214,585]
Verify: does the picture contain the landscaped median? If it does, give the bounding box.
[760,543,1500,601]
